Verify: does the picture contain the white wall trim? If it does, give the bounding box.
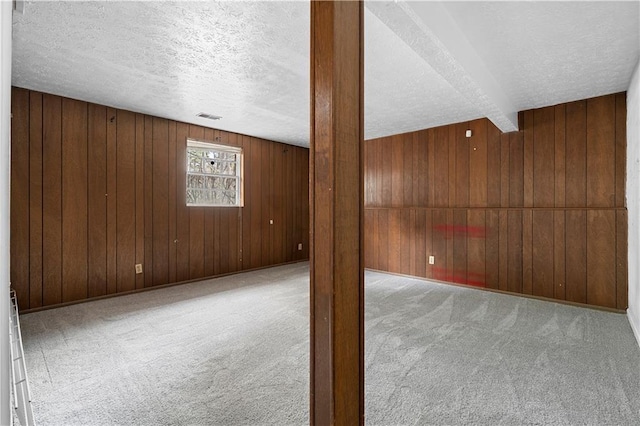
[1,1,12,424]
[629,309,640,349]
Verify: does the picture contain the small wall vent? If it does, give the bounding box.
[196,113,222,121]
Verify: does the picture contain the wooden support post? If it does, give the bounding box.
[310,1,364,425]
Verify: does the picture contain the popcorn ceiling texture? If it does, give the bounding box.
[364,7,484,140]
[12,1,310,146]
[444,1,640,111]
[11,1,640,146]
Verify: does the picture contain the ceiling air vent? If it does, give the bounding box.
[196,113,222,121]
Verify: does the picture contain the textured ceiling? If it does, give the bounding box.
[12,1,310,146]
[443,1,640,112]
[11,1,640,147]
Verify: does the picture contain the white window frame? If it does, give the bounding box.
[186,139,244,207]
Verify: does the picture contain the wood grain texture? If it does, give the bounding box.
[168,121,177,283]
[116,110,137,292]
[29,92,43,308]
[485,210,500,290]
[106,108,118,294]
[487,122,501,207]
[469,119,488,208]
[554,105,566,207]
[87,103,107,298]
[565,100,587,207]
[135,114,145,289]
[533,107,555,207]
[310,1,364,423]
[531,210,553,298]
[11,88,30,308]
[586,210,616,308]
[554,211,566,300]
[175,122,190,282]
[615,93,627,208]
[586,96,616,208]
[523,110,534,207]
[42,94,63,306]
[61,98,88,302]
[507,211,523,292]
[11,87,309,310]
[522,210,533,294]
[143,116,153,287]
[566,210,587,304]
[363,92,626,309]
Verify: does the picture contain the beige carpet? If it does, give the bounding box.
[18,262,640,425]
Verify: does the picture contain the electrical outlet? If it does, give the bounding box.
[428,256,435,265]
[298,243,303,251]
[269,219,274,225]
[135,264,143,274]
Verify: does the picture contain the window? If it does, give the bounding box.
[186,139,243,207]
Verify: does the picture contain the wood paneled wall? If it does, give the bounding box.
[10,87,310,310]
[364,93,628,310]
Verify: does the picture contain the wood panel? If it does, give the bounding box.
[249,137,262,269]
[106,108,117,294]
[11,87,310,310]
[455,123,469,207]
[554,211,566,300]
[310,1,364,422]
[363,92,626,310]
[554,105,566,207]
[42,94,63,306]
[485,210,500,290]
[168,121,177,283]
[487,123,501,207]
[261,141,271,266]
[565,211,587,304]
[586,210,616,308]
[29,92,43,308]
[500,133,510,207]
[615,93,626,207]
[433,126,449,208]
[509,131,524,207]
[143,116,153,287]
[498,211,508,292]
[533,107,555,207]
[135,114,146,289]
[587,96,616,207]
[116,111,137,292]
[175,122,190,282]
[61,98,88,302]
[241,135,252,268]
[87,103,107,298]
[415,209,427,278]
[507,210,523,294]
[523,110,534,207]
[531,210,553,298]
[565,100,587,207]
[452,210,467,284]
[468,119,487,207]
[11,88,30,308]
[467,210,485,287]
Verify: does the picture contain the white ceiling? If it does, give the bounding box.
[11,1,640,147]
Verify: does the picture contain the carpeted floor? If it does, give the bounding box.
[18,262,640,425]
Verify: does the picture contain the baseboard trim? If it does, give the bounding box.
[628,309,640,348]
[20,259,309,315]
[365,268,626,314]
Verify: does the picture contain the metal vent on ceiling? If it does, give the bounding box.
[196,113,222,121]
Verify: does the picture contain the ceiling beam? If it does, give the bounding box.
[366,1,518,133]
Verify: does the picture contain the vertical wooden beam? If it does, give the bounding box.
[310,1,364,425]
